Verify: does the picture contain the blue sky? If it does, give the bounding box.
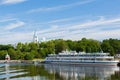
[0,0,120,44]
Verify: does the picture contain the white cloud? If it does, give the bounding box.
[1,16,120,44]
[4,21,25,30]
[29,16,82,27]
[0,0,27,5]
[0,18,16,22]
[28,0,95,13]
[34,16,120,35]
[43,17,78,24]
[37,17,120,41]
[83,29,120,40]
[66,17,120,30]
[0,32,32,44]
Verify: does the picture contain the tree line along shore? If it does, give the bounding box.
[0,38,120,60]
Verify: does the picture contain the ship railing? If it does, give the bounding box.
[52,56,114,59]
[48,52,110,57]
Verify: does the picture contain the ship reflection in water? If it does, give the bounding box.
[44,64,120,80]
[0,63,120,80]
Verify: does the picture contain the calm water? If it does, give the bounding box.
[0,63,120,80]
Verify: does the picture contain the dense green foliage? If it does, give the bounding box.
[0,38,120,60]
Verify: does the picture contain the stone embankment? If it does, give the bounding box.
[0,60,44,64]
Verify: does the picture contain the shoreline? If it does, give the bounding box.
[0,60,44,64]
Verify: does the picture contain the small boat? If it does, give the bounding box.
[44,50,119,66]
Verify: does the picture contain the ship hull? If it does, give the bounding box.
[44,60,119,66]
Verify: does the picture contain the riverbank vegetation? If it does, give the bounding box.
[0,38,120,60]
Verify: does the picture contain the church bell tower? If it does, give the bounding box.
[33,31,39,43]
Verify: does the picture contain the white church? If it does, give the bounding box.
[33,31,46,43]
[33,31,39,43]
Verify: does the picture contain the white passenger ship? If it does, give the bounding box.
[45,50,119,66]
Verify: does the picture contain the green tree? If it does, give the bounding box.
[75,40,86,52]
[66,40,76,51]
[46,41,55,54]
[0,44,13,51]
[109,38,120,54]
[39,48,47,58]
[16,42,23,50]
[55,39,68,54]
[8,48,18,60]
[22,43,30,52]
[24,52,34,60]
[29,42,38,51]
[101,40,115,55]
[0,50,7,60]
